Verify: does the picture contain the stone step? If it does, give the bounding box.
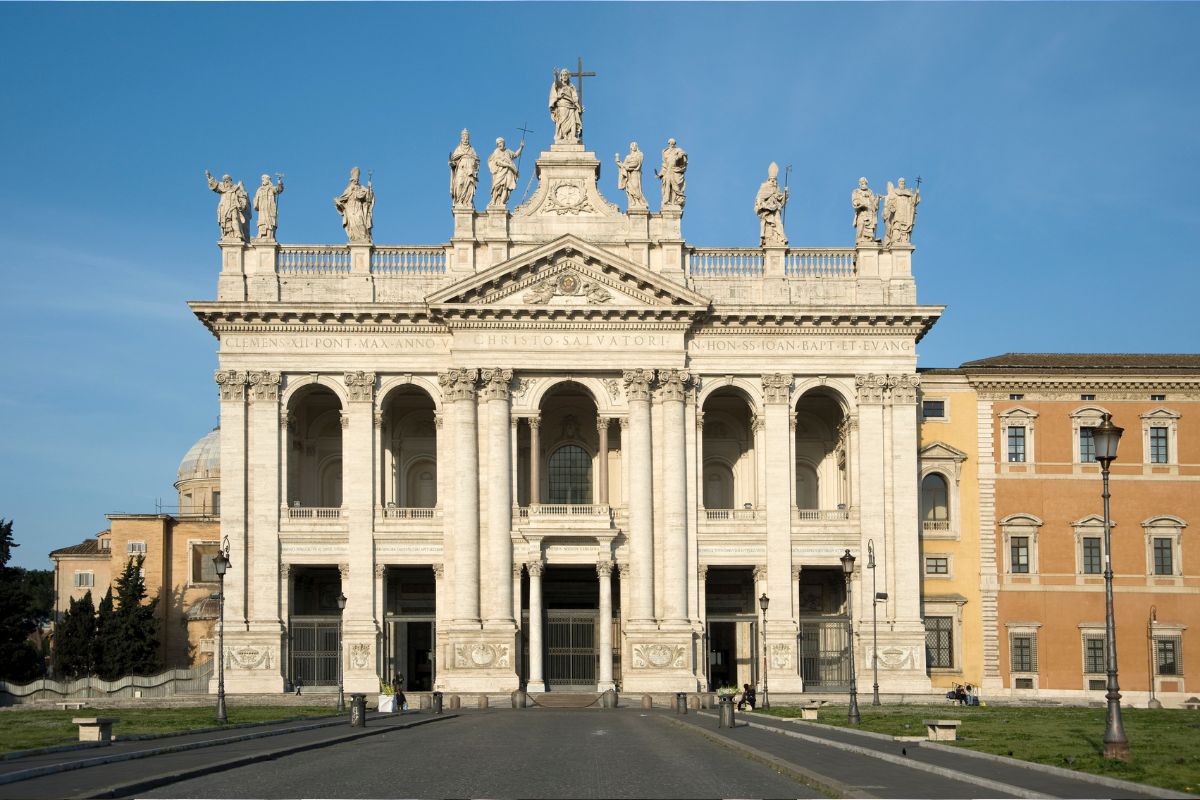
[529,692,602,709]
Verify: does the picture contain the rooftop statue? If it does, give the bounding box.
[487,137,525,209]
[615,143,647,210]
[755,162,789,247]
[549,68,583,144]
[449,129,480,209]
[883,177,920,247]
[851,177,879,245]
[655,138,688,210]
[334,167,374,244]
[253,173,284,240]
[206,171,249,242]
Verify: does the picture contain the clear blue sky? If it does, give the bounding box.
[2,2,1197,568]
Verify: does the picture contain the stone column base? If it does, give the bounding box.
[217,630,285,694]
[441,629,519,693]
[763,632,804,694]
[621,625,699,693]
[866,626,933,693]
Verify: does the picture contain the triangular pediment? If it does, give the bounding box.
[427,235,710,315]
[919,441,969,463]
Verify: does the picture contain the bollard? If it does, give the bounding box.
[675,692,688,714]
[477,695,489,710]
[449,694,461,710]
[718,695,735,728]
[431,691,444,715]
[641,694,653,709]
[350,693,367,727]
[512,689,527,709]
[688,695,700,711]
[601,689,618,709]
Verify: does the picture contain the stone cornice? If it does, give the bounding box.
[706,305,943,341]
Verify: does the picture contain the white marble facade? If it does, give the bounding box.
[197,94,939,697]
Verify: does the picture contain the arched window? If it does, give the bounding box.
[404,458,437,508]
[921,474,949,522]
[548,444,592,504]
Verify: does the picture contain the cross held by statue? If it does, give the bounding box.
[570,57,596,109]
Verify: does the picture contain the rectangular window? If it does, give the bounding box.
[1082,537,1102,574]
[922,400,945,419]
[925,557,949,575]
[127,541,147,554]
[1079,427,1096,463]
[1153,538,1174,575]
[1155,637,1181,675]
[99,538,110,551]
[1009,394,1024,400]
[1007,426,1026,462]
[1088,678,1106,691]
[1010,536,1030,573]
[191,543,220,583]
[212,491,221,515]
[73,571,94,588]
[1150,427,1169,464]
[925,617,954,669]
[1151,394,1165,402]
[1015,677,1034,689]
[1011,634,1037,673]
[1084,635,1107,674]
[1080,394,1095,401]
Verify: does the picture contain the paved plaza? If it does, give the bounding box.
[0,708,1180,799]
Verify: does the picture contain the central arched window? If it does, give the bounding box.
[921,474,949,522]
[548,444,592,504]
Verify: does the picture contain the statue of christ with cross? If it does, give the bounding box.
[549,58,595,144]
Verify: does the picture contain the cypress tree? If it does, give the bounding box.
[0,519,43,682]
[56,591,98,679]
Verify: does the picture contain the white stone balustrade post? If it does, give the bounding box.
[623,370,656,624]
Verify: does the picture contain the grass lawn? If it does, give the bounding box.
[0,706,336,755]
[760,703,1200,794]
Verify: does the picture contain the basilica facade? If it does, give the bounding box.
[194,97,940,697]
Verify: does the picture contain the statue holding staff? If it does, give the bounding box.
[851,177,879,244]
[206,171,249,242]
[754,162,789,247]
[883,177,920,247]
[449,129,479,209]
[334,167,374,243]
[487,136,525,209]
[253,173,284,240]
[615,142,647,210]
[549,68,583,144]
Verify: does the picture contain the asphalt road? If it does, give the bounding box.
[141,709,825,799]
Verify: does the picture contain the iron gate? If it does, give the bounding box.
[290,619,340,686]
[546,610,597,686]
[799,619,850,689]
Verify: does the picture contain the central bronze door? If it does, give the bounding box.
[545,610,598,687]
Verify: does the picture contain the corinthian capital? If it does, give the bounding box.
[855,373,887,405]
[480,368,514,400]
[761,373,792,404]
[438,368,479,401]
[343,371,376,403]
[622,369,656,402]
[890,373,921,405]
[248,370,280,402]
[214,370,247,401]
[656,369,692,402]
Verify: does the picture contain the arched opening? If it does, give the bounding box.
[286,386,343,508]
[380,386,438,509]
[794,389,849,511]
[921,473,949,522]
[520,381,606,508]
[701,388,756,509]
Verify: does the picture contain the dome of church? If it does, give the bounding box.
[178,427,220,482]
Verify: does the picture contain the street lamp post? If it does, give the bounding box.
[867,540,882,706]
[212,538,231,724]
[840,549,860,725]
[336,592,347,713]
[1147,606,1161,709]
[1093,412,1129,760]
[758,593,770,709]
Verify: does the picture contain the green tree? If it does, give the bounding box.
[56,591,98,679]
[95,557,160,680]
[0,519,44,682]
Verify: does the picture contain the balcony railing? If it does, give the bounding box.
[515,504,613,521]
[370,246,447,275]
[784,248,857,278]
[380,506,442,520]
[688,248,763,277]
[792,507,856,522]
[704,508,759,521]
[922,520,952,532]
[283,505,344,520]
[276,246,351,274]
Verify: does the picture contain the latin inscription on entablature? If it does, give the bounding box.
[460,331,681,352]
[699,545,767,559]
[222,335,449,355]
[688,336,913,355]
[280,542,347,556]
[375,542,444,557]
